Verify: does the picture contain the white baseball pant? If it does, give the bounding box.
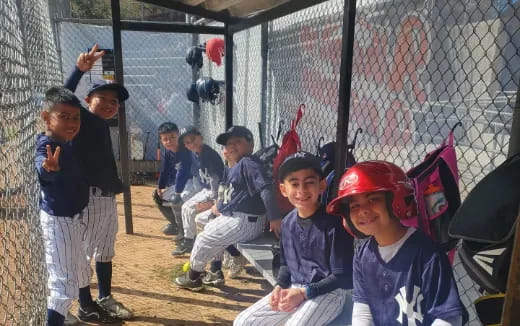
[78,187,118,288]
[234,285,349,326]
[190,212,265,272]
[40,210,87,317]
[181,188,214,239]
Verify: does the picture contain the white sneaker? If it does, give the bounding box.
[227,254,246,279]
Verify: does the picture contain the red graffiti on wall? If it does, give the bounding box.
[299,13,429,145]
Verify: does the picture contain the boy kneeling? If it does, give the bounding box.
[234,152,354,326]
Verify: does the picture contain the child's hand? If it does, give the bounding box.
[157,188,164,198]
[42,145,61,172]
[195,201,213,213]
[278,288,306,312]
[211,203,220,216]
[76,44,105,72]
[270,219,282,238]
[269,285,282,311]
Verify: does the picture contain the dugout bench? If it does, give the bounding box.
[236,232,353,325]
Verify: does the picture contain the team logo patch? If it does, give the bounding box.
[395,285,424,326]
[340,173,358,189]
[222,183,235,204]
[199,168,213,185]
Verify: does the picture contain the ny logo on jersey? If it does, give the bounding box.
[395,285,424,326]
[175,162,182,171]
[199,168,213,185]
[221,183,235,204]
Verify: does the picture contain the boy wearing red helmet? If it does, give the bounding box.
[327,161,467,326]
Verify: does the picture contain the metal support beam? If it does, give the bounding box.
[224,26,233,129]
[228,0,329,33]
[137,0,233,23]
[332,0,357,195]
[120,20,225,34]
[111,0,133,234]
[260,22,268,145]
[502,82,520,326]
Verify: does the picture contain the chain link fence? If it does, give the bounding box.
[0,0,62,324]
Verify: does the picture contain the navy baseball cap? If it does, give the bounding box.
[278,151,323,182]
[180,126,201,136]
[216,126,254,145]
[87,80,129,102]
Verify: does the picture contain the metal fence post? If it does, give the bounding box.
[333,0,357,195]
[225,25,233,129]
[111,0,133,234]
[502,82,520,326]
[260,22,268,145]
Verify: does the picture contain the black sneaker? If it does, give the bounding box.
[171,238,194,256]
[96,295,133,320]
[202,270,225,287]
[174,272,204,291]
[161,223,177,235]
[77,302,117,323]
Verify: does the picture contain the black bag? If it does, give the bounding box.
[449,153,520,294]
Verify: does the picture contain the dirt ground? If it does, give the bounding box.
[73,184,272,326]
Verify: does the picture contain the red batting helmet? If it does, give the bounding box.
[205,38,225,66]
[326,161,417,237]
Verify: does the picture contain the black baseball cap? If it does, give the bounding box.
[180,126,201,136]
[216,126,254,145]
[87,80,129,102]
[278,151,323,182]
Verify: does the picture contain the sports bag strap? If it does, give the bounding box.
[291,104,305,130]
[443,122,462,146]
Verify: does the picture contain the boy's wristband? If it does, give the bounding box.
[304,286,312,299]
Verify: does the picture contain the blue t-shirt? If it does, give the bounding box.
[353,230,468,326]
[157,148,192,193]
[193,144,224,198]
[217,155,271,216]
[280,206,354,287]
[35,134,89,217]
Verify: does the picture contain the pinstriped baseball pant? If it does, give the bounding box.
[190,212,265,272]
[234,285,349,326]
[78,188,118,288]
[40,210,87,317]
[181,188,214,239]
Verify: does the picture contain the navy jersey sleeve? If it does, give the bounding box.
[157,150,171,189]
[352,240,370,304]
[421,251,468,323]
[329,220,354,283]
[276,234,291,289]
[174,149,192,193]
[241,158,270,195]
[64,66,84,92]
[35,141,58,182]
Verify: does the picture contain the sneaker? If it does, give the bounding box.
[174,272,204,291]
[202,270,225,287]
[64,311,79,326]
[228,254,246,279]
[161,223,177,235]
[77,302,117,323]
[171,238,194,256]
[96,295,133,320]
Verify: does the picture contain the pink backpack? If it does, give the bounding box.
[404,123,462,258]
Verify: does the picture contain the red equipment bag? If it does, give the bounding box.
[272,104,305,215]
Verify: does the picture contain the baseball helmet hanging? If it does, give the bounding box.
[186,46,204,69]
[186,82,199,103]
[195,78,224,105]
[205,38,225,66]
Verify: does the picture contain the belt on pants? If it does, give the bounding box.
[227,211,261,222]
[90,187,114,197]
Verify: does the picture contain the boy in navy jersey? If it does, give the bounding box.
[172,126,223,255]
[36,87,89,326]
[174,126,282,290]
[327,161,468,326]
[234,152,354,326]
[155,122,198,240]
